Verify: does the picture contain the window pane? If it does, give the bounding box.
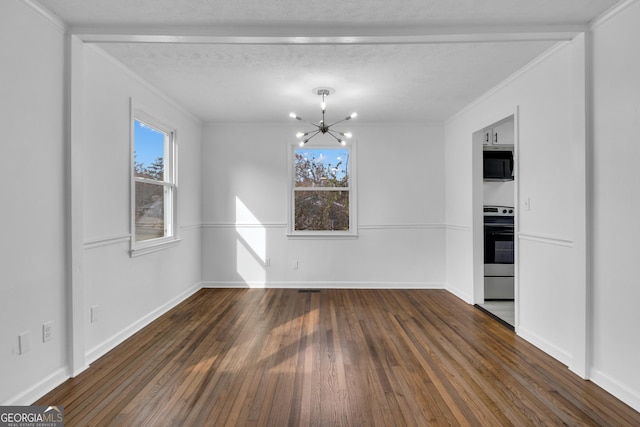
[295,148,349,188]
[295,190,349,231]
[135,181,165,241]
[134,120,166,181]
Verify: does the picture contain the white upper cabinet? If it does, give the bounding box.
[483,116,515,146]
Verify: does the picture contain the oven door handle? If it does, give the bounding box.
[485,228,514,234]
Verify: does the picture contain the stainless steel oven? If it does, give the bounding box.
[484,206,514,300]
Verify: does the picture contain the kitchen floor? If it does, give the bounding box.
[478,300,514,328]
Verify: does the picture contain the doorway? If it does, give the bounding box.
[473,113,517,328]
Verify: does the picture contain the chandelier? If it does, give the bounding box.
[290,87,357,147]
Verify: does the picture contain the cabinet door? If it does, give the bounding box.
[492,120,514,145]
[483,129,492,145]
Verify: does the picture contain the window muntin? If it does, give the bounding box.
[290,146,356,235]
[131,112,177,253]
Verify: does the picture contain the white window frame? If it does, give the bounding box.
[130,102,180,256]
[287,141,357,239]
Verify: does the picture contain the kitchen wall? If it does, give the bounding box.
[201,123,446,288]
[81,45,203,362]
[445,0,640,411]
[445,40,582,364]
[0,0,67,405]
[590,0,640,411]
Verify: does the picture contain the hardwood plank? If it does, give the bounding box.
[34,289,640,426]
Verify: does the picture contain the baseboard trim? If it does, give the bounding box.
[590,368,640,413]
[517,325,572,366]
[444,284,474,304]
[85,282,203,364]
[3,366,70,406]
[202,281,445,290]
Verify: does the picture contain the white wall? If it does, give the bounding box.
[445,41,583,364]
[590,0,640,411]
[201,123,445,288]
[0,0,203,404]
[4,0,639,413]
[81,46,203,362]
[445,1,640,411]
[0,0,68,405]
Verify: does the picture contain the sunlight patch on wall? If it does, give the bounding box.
[236,197,266,287]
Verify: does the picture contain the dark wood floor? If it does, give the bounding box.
[37,288,639,426]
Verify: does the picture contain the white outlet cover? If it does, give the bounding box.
[43,322,53,342]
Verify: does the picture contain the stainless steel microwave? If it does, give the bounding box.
[483,148,513,181]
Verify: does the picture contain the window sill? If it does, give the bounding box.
[286,232,358,240]
[130,237,181,257]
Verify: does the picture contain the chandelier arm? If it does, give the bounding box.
[296,116,321,129]
[304,130,322,143]
[326,116,352,128]
[326,130,344,144]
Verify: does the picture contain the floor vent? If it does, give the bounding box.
[298,289,321,293]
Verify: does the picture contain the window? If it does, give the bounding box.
[131,109,178,255]
[289,144,357,237]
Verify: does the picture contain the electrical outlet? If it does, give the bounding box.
[291,261,299,270]
[19,331,30,354]
[523,197,531,211]
[43,322,53,342]
[91,305,98,323]
[265,258,271,267]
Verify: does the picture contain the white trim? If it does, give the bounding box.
[590,0,639,30]
[2,367,71,406]
[84,233,131,249]
[130,101,181,256]
[518,232,574,247]
[359,223,445,230]
[180,223,202,231]
[202,281,444,289]
[201,222,444,230]
[286,232,358,240]
[66,34,87,378]
[87,45,202,125]
[19,0,67,33]
[445,41,569,124]
[445,224,472,232]
[445,284,474,304]
[72,23,583,45]
[130,238,182,257]
[287,142,358,237]
[202,222,287,229]
[568,32,590,379]
[517,326,573,367]
[85,282,202,364]
[590,368,640,413]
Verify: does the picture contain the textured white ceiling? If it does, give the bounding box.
[39,0,617,27]
[38,0,619,123]
[98,41,556,123]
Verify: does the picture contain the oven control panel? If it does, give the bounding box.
[484,206,514,216]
